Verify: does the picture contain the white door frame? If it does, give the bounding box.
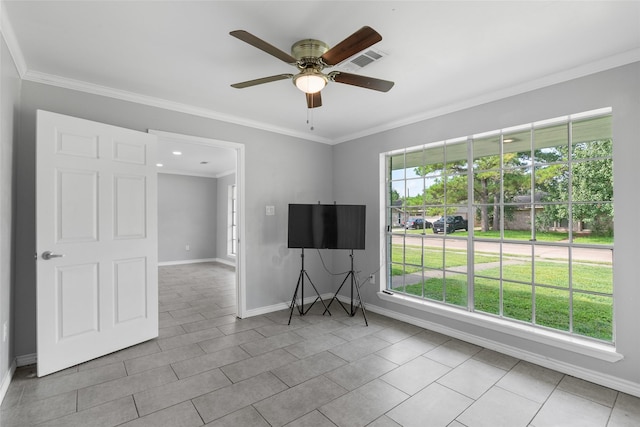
[149,130,246,318]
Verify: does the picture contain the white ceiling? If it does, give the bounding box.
[2,1,639,174]
[152,133,236,178]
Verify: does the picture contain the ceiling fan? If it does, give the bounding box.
[229,26,394,108]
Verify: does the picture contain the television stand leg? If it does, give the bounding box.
[287,270,304,325]
[352,272,368,326]
[288,249,331,325]
[324,250,368,326]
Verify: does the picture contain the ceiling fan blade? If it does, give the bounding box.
[331,72,394,92]
[306,91,322,109]
[231,74,293,89]
[321,26,382,66]
[230,30,298,64]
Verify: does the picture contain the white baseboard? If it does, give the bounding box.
[213,257,236,268]
[365,302,640,399]
[15,353,37,367]
[243,293,335,318]
[0,359,17,406]
[158,258,234,267]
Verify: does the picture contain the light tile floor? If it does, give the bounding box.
[2,262,640,426]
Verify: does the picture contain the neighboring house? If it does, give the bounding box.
[504,194,545,231]
[505,194,612,234]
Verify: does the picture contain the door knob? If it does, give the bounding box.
[42,251,64,260]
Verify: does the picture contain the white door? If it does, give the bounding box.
[36,110,158,376]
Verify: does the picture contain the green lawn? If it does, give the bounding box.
[390,240,613,341]
[390,248,498,275]
[396,275,612,341]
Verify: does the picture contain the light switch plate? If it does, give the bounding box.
[266,205,275,216]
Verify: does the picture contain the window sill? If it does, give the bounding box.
[376,291,623,363]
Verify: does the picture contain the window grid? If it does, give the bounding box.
[385,109,613,343]
[228,184,237,256]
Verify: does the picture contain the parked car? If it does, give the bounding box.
[432,215,468,234]
[405,218,432,230]
[403,219,415,229]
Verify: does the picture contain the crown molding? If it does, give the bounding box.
[334,48,640,144]
[157,169,218,179]
[21,69,334,145]
[216,169,236,178]
[7,6,639,149]
[0,1,27,77]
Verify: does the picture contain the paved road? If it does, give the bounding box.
[391,234,612,263]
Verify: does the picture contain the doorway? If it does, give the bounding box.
[149,130,246,318]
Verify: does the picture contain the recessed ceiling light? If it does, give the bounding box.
[172,151,182,155]
[156,163,163,167]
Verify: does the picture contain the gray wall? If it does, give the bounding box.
[332,62,640,393]
[7,43,638,396]
[158,173,218,263]
[0,33,21,392]
[216,172,236,265]
[13,81,334,357]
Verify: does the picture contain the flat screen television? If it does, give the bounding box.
[288,204,366,250]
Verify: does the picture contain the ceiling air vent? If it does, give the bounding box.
[337,48,388,72]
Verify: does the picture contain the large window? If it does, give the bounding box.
[386,108,613,342]
[228,184,237,256]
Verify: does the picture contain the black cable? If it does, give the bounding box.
[314,249,385,291]
[315,249,354,276]
[356,263,384,290]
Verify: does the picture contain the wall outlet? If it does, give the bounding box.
[2,321,7,342]
[185,244,190,251]
[369,274,375,285]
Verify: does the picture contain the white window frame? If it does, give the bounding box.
[228,184,237,257]
[378,107,621,362]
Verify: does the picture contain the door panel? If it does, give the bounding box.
[57,263,99,339]
[37,110,158,376]
[113,140,146,164]
[114,175,147,238]
[56,169,98,242]
[56,129,99,158]
[114,257,148,324]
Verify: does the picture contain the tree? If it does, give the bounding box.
[412,153,528,231]
[571,140,613,235]
[534,162,568,231]
[534,139,612,235]
[400,139,612,235]
[411,161,468,217]
[390,188,400,203]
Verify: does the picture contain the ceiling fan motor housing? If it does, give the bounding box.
[291,39,330,64]
[290,39,330,93]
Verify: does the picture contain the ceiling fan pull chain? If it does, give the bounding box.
[307,107,315,131]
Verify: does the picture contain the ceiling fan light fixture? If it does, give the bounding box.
[293,69,327,94]
[230,27,393,106]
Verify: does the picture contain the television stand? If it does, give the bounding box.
[288,248,331,325]
[324,250,368,326]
